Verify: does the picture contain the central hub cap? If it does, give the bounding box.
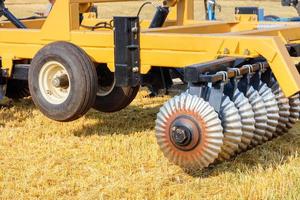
[170,115,202,151]
[52,74,69,88]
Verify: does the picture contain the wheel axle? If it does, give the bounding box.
[52,74,69,89]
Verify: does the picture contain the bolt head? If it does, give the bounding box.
[173,128,188,144]
[46,90,53,95]
[223,48,230,54]
[244,49,250,55]
[132,67,139,73]
[131,26,138,33]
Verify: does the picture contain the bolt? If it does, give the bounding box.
[173,128,188,144]
[244,49,250,55]
[132,67,139,73]
[223,48,230,55]
[171,126,192,146]
[132,26,138,33]
[46,90,53,95]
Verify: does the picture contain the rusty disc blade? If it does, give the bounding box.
[155,93,224,169]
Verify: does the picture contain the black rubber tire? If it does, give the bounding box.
[264,15,280,21]
[92,64,139,113]
[29,41,98,122]
[6,79,30,99]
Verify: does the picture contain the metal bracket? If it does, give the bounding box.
[224,68,240,99]
[184,57,236,83]
[0,69,7,100]
[11,64,29,81]
[114,16,140,87]
[186,60,271,113]
[260,63,273,87]
[237,65,254,94]
[188,72,227,113]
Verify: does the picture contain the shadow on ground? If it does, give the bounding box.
[0,98,35,127]
[4,96,300,179]
[73,103,162,137]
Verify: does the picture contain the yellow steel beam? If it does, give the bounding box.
[140,33,300,96]
[144,22,235,34]
[0,26,299,96]
[0,19,45,29]
[227,24,300,44]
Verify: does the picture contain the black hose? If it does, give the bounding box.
[137,2,154,17]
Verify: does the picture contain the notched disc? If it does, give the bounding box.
[218,95,242,161]
[287,94,300,129]
[155,93,224,169]
[232,89,255,151]
[271,82,290,136]
[258,82,279,140]
[246,86,267,146]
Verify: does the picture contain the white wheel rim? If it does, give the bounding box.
[38,61,71,105]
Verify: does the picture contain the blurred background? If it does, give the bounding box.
[4,0,299,21]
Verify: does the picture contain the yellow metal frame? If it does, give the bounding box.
[0,0,300,97]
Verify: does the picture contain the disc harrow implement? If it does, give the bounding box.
[1,0,300,172]
[156,61,300,170]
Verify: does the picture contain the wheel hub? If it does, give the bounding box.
[170,115,201,151]
[38,61,71,105]
[171,126,192,146]
[52,74,69,89]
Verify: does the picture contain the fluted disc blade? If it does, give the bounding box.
[232,89,255,151]
[287,94,300,129]
[271,82,290,136]
[258,82,279,140]
[246,86,268,146]
[218,96,242,161]
[155,93,224,169]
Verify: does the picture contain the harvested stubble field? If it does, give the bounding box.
[1,0,300,199]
